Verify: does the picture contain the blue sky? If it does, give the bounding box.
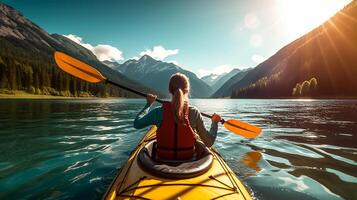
[1,0,351,77]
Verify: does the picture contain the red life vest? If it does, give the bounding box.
[156,102,195,160]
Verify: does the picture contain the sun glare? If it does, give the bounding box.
[276,0,351,39]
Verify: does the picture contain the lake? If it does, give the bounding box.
[0,99,356,200]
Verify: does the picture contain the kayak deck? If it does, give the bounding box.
[103,126,252,200]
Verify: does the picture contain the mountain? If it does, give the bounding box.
[201,74,223,86]
[102,60,121,68]
[0,3,162,98]
[228,1,357,98]
[211,69,252,97]
[51,33,98,61]
[113,55,212,98]
[201,68,242,94]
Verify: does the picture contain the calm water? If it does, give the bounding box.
[0,99,356,200]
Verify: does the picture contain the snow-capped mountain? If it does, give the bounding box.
[113,55,212,98]
[201,69,242,93]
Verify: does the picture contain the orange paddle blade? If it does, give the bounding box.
[223,119,261,138]
[54,51,106,83]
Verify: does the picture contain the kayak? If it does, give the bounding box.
[103,126,252,200]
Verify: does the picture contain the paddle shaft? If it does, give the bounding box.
[106,79,165,103]
[106,79,220,122]
[53,51,261,137]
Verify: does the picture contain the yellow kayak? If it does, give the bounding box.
[103,126,252,200]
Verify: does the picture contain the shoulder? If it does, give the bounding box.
[151,105,163,112]
[188,105,201,116]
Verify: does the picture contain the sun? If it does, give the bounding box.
[276,0,351,39]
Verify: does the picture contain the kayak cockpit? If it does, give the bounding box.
[103,126,252,200]
[137,140,213,179]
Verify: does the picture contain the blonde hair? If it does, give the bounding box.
[169,73,190,123]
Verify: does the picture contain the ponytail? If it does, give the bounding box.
[173,88,184,123]
[169,73,190,124]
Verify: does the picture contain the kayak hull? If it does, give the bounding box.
[103,126,252,200]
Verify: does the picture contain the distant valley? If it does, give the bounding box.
[201,68,245,95]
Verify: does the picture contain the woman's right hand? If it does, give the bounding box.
[211,113,221,123]
[146,94,157,105]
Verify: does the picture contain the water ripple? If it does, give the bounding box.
[0,99,356,200]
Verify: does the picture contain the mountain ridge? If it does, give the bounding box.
[0,2,163,98]
[113,55,212,98]
[223,1,357,98]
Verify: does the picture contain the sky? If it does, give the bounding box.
[1,0,351,77]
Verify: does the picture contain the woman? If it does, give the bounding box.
[134,73,221,160]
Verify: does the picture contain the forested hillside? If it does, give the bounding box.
[0,38,107,97]
[0,3,161,98]
[228,1,357,98]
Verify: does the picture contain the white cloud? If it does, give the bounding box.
[63,34,124,62]
[244,13,260,29]
[250,34,263,47]
[139,46,179,60]
[92,45,123,62]
[251,54,266,64]
[197,64,235,78]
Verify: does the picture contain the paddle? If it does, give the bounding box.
[54,51,262,138]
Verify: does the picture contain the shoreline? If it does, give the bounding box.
[0,91,105,100]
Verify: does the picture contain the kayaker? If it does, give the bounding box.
[134,73,221,160]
